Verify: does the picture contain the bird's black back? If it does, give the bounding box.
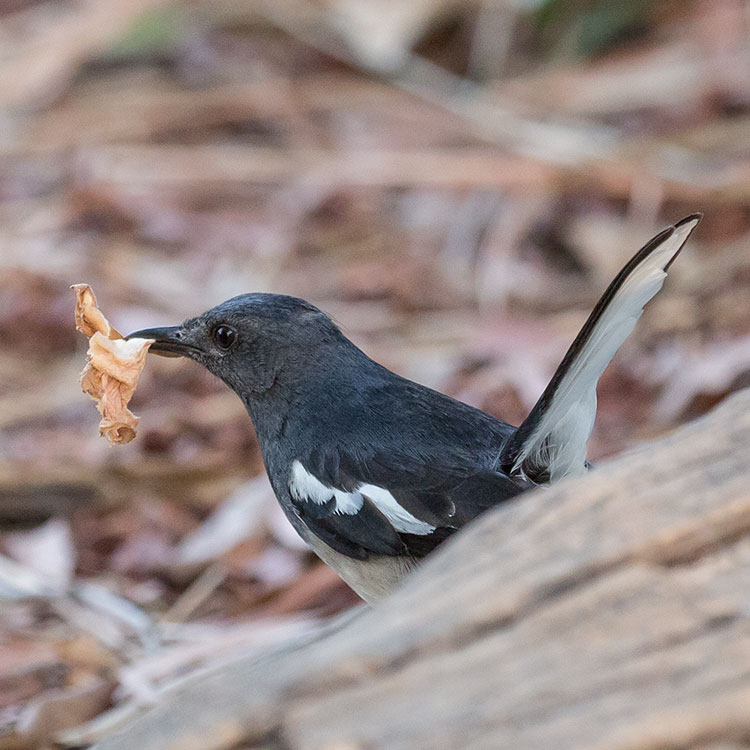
[245,341,530,560]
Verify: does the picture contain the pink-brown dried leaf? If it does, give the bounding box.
[72,285,153,445]
[71,283,121,339]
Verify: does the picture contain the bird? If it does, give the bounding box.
[127,214,700,603]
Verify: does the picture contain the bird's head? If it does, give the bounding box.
[126,293,350,400]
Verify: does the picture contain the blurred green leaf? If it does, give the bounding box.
[535,0,651,59]
[107,4,187,58]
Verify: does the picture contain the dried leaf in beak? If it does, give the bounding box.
[72,283,122,339]
[72,284,153,445]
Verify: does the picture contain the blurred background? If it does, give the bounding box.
[1,0,750,745]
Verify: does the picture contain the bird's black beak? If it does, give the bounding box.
[125,326,191,358]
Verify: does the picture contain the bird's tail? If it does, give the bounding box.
[500,214,701,484]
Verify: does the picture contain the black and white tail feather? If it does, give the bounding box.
[501,214,701,484]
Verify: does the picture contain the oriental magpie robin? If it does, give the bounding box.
[128,215,700,602]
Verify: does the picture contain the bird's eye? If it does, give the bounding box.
[213,325,237,350]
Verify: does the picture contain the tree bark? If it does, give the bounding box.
[91,388,750,750]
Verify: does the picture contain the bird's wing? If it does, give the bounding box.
[501,214,701,483]
[287,449,527,560]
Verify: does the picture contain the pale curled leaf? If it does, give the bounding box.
[72,284,153,445]
[72,283,122,339]
[80,335,151,444]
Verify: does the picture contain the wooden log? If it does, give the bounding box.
[90,387,750,750]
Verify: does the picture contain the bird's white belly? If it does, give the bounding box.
[304,533,417,603]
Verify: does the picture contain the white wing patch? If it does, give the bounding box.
[358,484,435,535]
[289,461,435,534]
[289,460,363,515]
[513,216,699,483]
